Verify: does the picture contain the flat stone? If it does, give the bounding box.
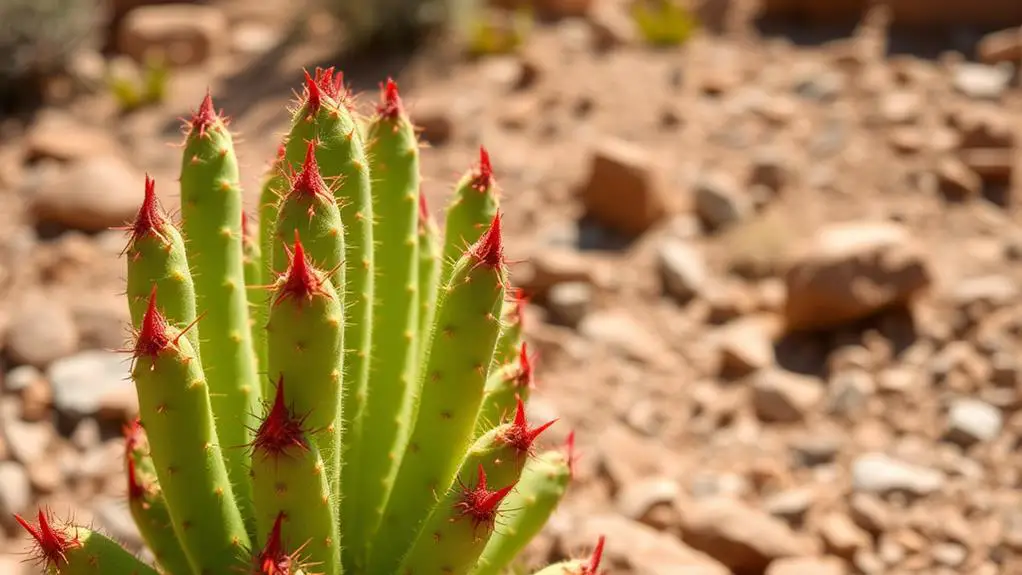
[29,156,142,232]
[945,398,1003,447]
[118,4,228,67]
[47,350,134,419]
[658,240,708,303]
[953,62,1012,99]
[852,452,945,496]
[5,298,79,368]
[752,369,823,423]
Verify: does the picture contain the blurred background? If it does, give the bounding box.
[1,0,1022,573]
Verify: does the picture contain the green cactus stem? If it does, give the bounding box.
[280,70,374,489]
[123,175,200,360]
[178,92,260,522]
[15,509,159,575]
[370,213,508,575]
[130,288,251,573]
[473,433,575,575]
[476,342,535,436]
[352,79,421,566]
[439,147,500,288]
[399,400,556,575]
[250,378,341,575]
[242,211,268,377]
[256,144,289,382]
[490,289,527,372]
[123,419,192,575]
[416,191,442,368]
[529,536,605,575]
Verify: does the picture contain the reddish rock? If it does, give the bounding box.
[579,138,669,236]
[978,26,1022,64]
[783,221,932,332]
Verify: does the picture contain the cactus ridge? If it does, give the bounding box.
[14,72,605,575]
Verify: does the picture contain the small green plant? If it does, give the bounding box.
[15,69,603,575]
[630,0,698,47]
[107,54,170,112]
[461,6,533,57]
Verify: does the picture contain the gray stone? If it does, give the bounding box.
[546,281,592,328]
[763,487,814,524]
[47,350,134,419]
[1,398,53,465]
[752,369,824,423]
[5,299,79,368]
[953,63,1012,99]
[0,462,30,529]
[852,453,945,496]
[945,398,1003,447]
[4,365,44,393]
[694,171,751,231]
[658,240,707,303]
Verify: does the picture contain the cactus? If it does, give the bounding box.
[15,70,604,575]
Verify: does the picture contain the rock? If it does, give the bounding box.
[230,22,280,56]
[4,365,44,394]
[791,433,841,467]
[70,294,132,351]
[848,493,889,535]
[535,0,592,18]
[763,487,815,525]
[878,90,921,124]
[748,148,789,193]
[587,0,638,50]
[20,374,53,422]
[26,458,62,494]
[564,514,729,575]
[852,452,945,496]
[579,310,669,366]
[819,512,871,559]
[977,27,1022,64]
[5,298,79,368]
[657,240,708,303]
[579,138,668,236]
[118,4,228,67]
[546,282,592,328]
[48,350,134,420]
[766,556,846,575]
[953,63,1013,100]
[752,369,823,423]
[932,541,967,567]
[596,424,676,489]
[517,249,600,298]
[1,398,54,464]
[960,148,1014,185]
[95,497,143,548]
[694,171,752,232]
[24,112,118,163]
[935,156,983,200]
[783,221,932,332]
[714,315,777,379]
[945,398,1003,447]
[950,106,1014,149]
[826,369,875,417]
[0,462,30,529]
[616,476,681,529]
[679,497,815,572]
[29,156,142,232]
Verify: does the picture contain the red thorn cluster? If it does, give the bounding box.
[255,513,299,575]
[133,287,174,359]
[14,509,80,571]
[303,67,346,114]
[126,456,148,502]
[500,397,556,456]
[471,146,495,192]
[581,535,606,575]
[453,464,516,533]
[469,212,505,269]
[286,142,332,202]
[129,175,169,244]
[273,233,329,307]
[189,90,221,138]
[512,343,534,390]
[252,377,309,459]
[511,288,529,326]
[377,78,403,120]
[565,431,577,479]
[123,417,144,455]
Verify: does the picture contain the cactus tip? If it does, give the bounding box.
[273,232,328,306]
[303,69,324,114]
[454,464,517,533]
[129,174,167,242]
[501,397,556,454]
[303,67,345,113]
[133,287,173,358]
[14,509,80,570]
[257,512,296,575]
[472,146,494,191]
[286,142,331,201]
[469,212,505,269]
[189,89,219,137]
[252,377,308,458]
[583,535,606,575]
[378,77,403,119]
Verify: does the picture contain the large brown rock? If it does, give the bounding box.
[118,4,227,67]
[783,221,932,332]
[579,138,669,236]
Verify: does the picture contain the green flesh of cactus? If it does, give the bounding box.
[13,69,605,575]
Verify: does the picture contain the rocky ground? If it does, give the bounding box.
[2,0,1022,573]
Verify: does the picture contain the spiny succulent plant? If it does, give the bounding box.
[14,69,604,575]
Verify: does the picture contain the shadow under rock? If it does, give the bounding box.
[774,306,920,378]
